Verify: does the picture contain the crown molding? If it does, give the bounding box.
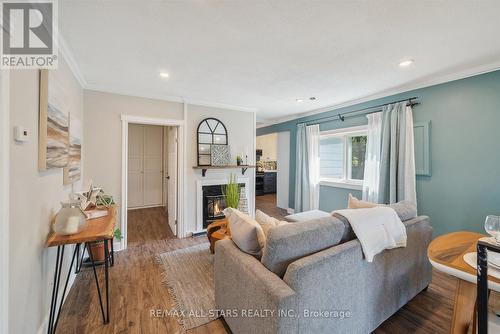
[85,84,258,113]
[58,34,87,88]
[259,61,500,127]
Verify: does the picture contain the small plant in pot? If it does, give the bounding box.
[222,173,240,209]
[236,155,243,166]
[87,228,123,262]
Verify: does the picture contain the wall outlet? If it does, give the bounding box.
[14,126,29,142]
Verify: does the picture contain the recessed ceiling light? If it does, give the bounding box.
[399,59,414,67]
[296,98,304,103]
[159,72,169,78]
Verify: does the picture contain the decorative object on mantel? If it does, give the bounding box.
[236,155,243,166]
[211,144,231,166]
[53,200,87,236]
[197,117,228,166]
[192,165,256,177]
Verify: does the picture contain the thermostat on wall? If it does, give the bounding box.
[14,126,29,142]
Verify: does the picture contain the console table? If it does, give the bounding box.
[46,206,116,334]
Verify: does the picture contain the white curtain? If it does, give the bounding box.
[402,105,417,205]
[362,112,382,202]
[295,124,320,212]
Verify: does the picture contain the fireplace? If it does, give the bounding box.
[202,184,245,229]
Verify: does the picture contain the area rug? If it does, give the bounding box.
[156,243,217,331]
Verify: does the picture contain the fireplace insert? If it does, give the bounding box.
[202,184,245,229]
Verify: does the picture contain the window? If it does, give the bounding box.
[319,126,367,189]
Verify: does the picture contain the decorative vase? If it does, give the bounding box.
[54,201,86,236]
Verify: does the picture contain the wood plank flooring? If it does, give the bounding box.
[56,198,465,334]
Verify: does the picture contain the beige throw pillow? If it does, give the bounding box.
[255,210,289,237]
[347,193,379,209]
[223,208,266,257]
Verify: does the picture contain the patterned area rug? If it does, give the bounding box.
[156,243,217,331]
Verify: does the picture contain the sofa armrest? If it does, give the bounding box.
[215,239,298,334]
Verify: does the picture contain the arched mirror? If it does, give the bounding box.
[197,118,228,166]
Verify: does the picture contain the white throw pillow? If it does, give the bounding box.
[255,210,289,237]
[223,208,266,257]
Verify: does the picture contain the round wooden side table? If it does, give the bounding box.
[428,231,500,334]
[206,218,231,254]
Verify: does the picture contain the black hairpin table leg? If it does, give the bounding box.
[104,239,110,323]
[477,242,489,334]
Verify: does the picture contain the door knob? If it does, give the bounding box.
[166,176,170,180]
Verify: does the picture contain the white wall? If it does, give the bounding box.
[276,131,290,210]
[9,57,83,334]
[0,69,10,334]
[185,104,256,234]
[83,90,183,237]
[256,132,278,160]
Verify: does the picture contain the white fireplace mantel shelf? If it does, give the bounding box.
[193,165,256,177]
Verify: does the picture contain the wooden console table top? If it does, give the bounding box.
[46,206,117,247]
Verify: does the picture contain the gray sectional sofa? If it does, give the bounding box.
[214,214,433,334]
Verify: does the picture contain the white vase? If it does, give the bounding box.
[54,201,86,236]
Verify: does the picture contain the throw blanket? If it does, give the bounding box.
[334,207,407,262]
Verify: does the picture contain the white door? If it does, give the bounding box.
[143,125,164,206]
[128,124,144,208]
[166,127,178,235]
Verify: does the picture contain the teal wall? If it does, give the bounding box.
[257,70,500,237]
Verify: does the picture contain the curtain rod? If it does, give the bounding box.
[297,97,420,126]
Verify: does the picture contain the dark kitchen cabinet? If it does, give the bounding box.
[263,172,277,194]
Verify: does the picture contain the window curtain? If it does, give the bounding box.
[362,112,382,202]
[362,101,417,205]
[295,123,320,212]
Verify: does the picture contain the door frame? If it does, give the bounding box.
[121,115,185,250]
[0,70,10,334]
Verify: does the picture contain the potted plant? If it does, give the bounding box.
[88,227,123,263]
[222,173,240,209]
[236,155,243,166]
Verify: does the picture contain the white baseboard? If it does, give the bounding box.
[286,208,295,214]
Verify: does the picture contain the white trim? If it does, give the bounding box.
[259,61,500,126]
[87,85,258,113]
[127,204,165,211]
[319,179,363,191]
[121,115,186,250]
[58,34,87,88]
[195,177,250,233]
[0,69,10,334]
[286,208,295,214]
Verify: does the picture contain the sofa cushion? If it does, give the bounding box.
[387,201,417,221]
[255,210,289,237]
[284,209,331,222]
[223,208,266,258]
[261,216,345,277]
[346,194,417,222]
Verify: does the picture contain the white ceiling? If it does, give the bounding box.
[60,0,500,122]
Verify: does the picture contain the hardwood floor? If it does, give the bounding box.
[57,204,469,334]
[255,193,288,220]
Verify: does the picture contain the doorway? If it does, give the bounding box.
[121,116,185,250]
[126,124,179,244]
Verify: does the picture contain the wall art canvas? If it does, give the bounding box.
[63,114,82,185]
[38,70,69,170]
[211,144,231,166]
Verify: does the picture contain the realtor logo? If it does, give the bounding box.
[1,0,58,68]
